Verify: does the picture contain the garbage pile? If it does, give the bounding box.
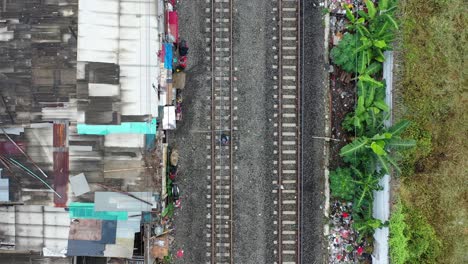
[328,201,370,263]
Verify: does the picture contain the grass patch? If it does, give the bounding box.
[389,200,410,264]
[390,199,442,264]
[395,0,467,263]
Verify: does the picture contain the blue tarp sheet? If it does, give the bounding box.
[100,220,117,244]
[67,240,105,256]
[145,134,156,151]
[77,119,157,135]
[164,43,173,69]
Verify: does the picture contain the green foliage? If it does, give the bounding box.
[340,120,416,174]
[167,178,173,197]
[330,33,363,73]
[353,216,384,241]
[389,200,442,264]
[400,123,433,176]
[352,168,384,209]
[405,206,442,263]
[342,79,388,135]
[335,0,399,73]
[162,254,173,264]
[389,200,410,264]
[329,168,356,200]
[329,0,419,245]
[162,203,175,218]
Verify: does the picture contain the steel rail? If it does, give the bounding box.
[229,0,234,263]
[210,0,234,263]
[277,0,301,263]
[210,0,216,262]
[277,0,284,263]
[296,0,302,262]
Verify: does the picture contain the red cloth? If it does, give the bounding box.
[179,56,187,68]
[357,246,364,255]
[159,45,165,61]
[342,212,349,218]
[176,249,184,258]
[168,11,179,42]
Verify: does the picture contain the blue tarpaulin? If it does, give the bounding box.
[164,43,173,69]
[77,119,157,135]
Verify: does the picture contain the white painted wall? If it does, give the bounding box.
[372,51,394,264]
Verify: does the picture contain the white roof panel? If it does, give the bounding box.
[79,0,119,13]
[78,0,160,117]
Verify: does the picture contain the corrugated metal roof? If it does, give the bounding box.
[0,205,70,253]
[0,176,8,202]
[67,240,105,257]
[94,192,155,212]
[77,0,160,118]
[69,173,91,196]
[69,202,128,220]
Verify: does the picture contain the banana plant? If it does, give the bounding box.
[351,166,384,209]
[340,120,416,174]
[353,215,385,242]
[351,180,385,243]
[342,0,399,69]
[343,77,388,135]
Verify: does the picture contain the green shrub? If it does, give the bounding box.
[389,200,442,264]
[389,200,410,264]
[400,123,433,176]
[330,33,363,73]
[329,167,356,200]
[405,206,442,263]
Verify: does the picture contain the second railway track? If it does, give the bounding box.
[208,0,234,263]
[275,0,301,263]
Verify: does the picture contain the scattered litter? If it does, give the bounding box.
[176,249,184,258]
[328,200,371,263]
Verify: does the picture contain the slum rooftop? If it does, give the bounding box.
[0,0,161,206]
[0,0,164,260]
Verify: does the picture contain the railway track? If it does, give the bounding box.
[275,0,301,263]
[208,0,234,263]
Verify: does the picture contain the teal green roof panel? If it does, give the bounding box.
[69,202,128,220]
[77,119,157,135]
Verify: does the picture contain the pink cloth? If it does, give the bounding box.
[176,249,184,258]
[168,11,179,42]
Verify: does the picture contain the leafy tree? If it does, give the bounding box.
[329,167,356,200]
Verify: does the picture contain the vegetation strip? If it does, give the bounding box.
[328,0,416,262]
[390,0,467,262]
